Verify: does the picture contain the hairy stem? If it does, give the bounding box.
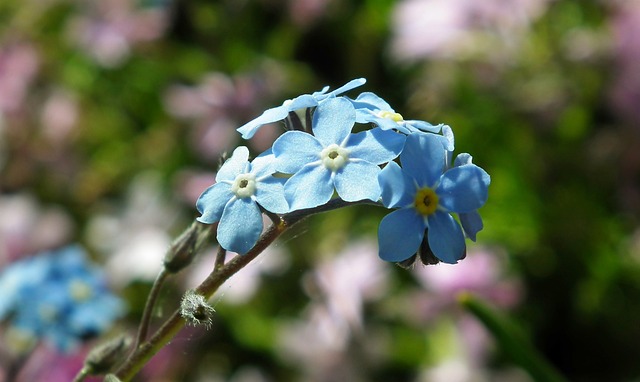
[132,269,168,351]
[113,198,372,380]
[114,220,286,381]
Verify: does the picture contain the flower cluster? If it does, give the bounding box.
[0,246,124,352]
[196,78,490,263]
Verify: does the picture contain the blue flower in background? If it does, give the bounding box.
[273,97,406,211]
[377,133,490,264]
[237,78,366,139]
[0,246,124,352]
[196,146,288,254]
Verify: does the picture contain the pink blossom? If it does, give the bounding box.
[0,42,39,115]
[390,0,550,61]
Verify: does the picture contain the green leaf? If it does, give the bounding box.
[459,293,567,382]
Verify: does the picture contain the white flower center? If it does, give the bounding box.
[320,144,349,171]
[231,173,257,198]
[378,110,404,123]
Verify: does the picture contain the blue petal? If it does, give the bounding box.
[441,124,455,151]
[436,164,490,213]
[217,198,263,254]
[196,182,232,224]
[354,108,376,124]
[352,91,392,111]
[334,160,381,202]
[322,78,367,99]
[312,98,356,147]
[378,208,426,262]
[405,120,441,133]
[237,106,289,139]
[216,146,250,181]
[347,128,406,164]
[427,211,466,264]
[459,210,483,241]
[251,149,278,177]
[287,94,319,110]
[454,153,473,167]
[256,177,289,214]
[284,164,334,211]
[272,131,323,174]
[400,133,445,187]
[378,161,415,208]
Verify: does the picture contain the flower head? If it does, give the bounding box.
[0,246,124,352]
[237,78,366,139]
[377,133,490,264]
[350,92,442,134]
[196,147,288,254]
[272,97,405,211]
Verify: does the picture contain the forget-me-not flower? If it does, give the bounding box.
[237,78,366,139]
[377,133,490,264]
[0,246,124,352]
[196,146,288,254]
[452,152,484,241]
[272,97,406,211]
[349,92,442,135]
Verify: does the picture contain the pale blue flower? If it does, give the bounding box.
[272,97,405,211]
[350,92,442,134]
[237,78,366,139]
[377,133,490,264]
[453,153,484,241]
[196,146,288,254]
[0,246,124,352]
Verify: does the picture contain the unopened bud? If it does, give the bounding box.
[84,335,131,375]
[164,221,211,273]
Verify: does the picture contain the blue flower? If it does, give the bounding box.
[196,146,288,254]
[237,78,366,139]
[377,133,490,264]
[453,153,485,241]
[272,97,406,211]
[350,92,442,135]
[0,246,124,352]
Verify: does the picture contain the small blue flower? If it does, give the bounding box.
[272,97,406,211]
[0,246,124,352]
[196,146,288,254]
[377,133,490,264]
[237,78,366,139]
[350,92,442,135]
[453,153,485,241]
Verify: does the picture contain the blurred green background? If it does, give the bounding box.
[1,0,640,381]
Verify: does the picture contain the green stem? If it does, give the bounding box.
[113,198,369,380]
[71,366,90,382]
[114,221,286,381]
[459,293,567,382]
[214,246,227,271]
[132,269,168,351]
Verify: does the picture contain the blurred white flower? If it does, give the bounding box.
[0,193,74,265]
[85,172,182,286]
[390,0,550,61]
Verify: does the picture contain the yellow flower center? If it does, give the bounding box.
[414,187,439,216]
[69,279,93,302]
[378,110,404,123]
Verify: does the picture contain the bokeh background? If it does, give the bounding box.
[1,0,640,381]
